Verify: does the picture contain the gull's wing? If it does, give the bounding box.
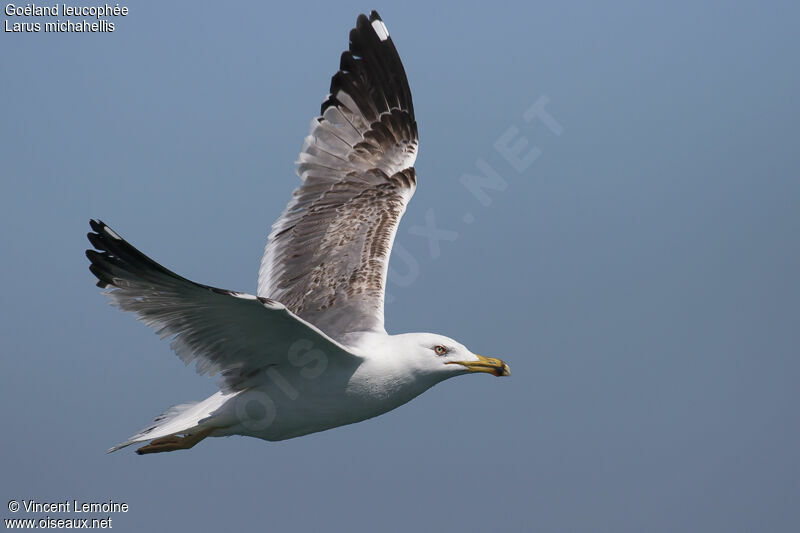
[257,11,418,341]
[86,220,356,391]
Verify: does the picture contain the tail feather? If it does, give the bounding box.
[107,392,238,453]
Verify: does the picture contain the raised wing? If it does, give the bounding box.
[257,11,418,341]
[86,220,356,391]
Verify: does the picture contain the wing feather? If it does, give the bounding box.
[86,220,355,391]
[258,11,418,340]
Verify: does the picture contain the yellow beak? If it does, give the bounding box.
[446,354,511,377]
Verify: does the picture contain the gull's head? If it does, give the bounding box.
[396,333,511,379]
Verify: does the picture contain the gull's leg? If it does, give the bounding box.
[135,427,215,455]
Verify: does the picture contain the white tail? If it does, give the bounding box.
[107,391,238,453]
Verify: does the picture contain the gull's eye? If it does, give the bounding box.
[434,345,448,356]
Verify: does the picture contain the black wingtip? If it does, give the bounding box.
[89,219,105,233]
[87,220,109,287]
[322,9,414,122]
[85,219,193,291]
[87,232,105,252]
[86,219,127,288]
[88,262,112,288]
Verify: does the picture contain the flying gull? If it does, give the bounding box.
[87,10,510,455]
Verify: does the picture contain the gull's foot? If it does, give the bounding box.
[135,428,212,455]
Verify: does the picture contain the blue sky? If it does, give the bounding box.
[2,1,799,531]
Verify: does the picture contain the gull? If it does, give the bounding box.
[86,11,510,455]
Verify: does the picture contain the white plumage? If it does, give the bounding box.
[87,11,509,456]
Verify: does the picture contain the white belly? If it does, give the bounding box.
[209,357,434,441]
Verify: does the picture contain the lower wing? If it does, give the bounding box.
[86,220,358,391]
